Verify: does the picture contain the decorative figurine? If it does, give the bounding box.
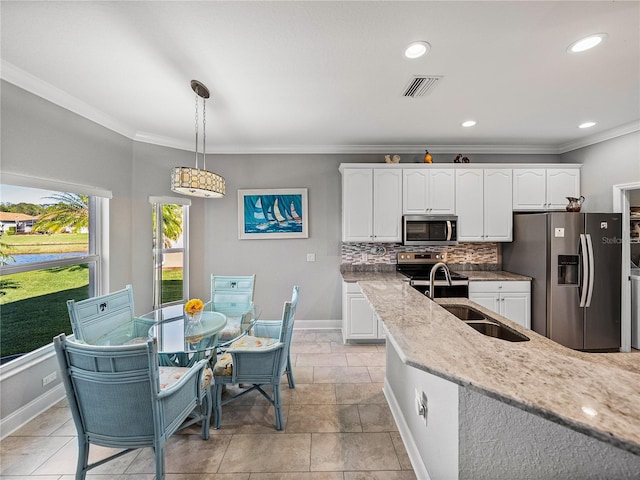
[424,150,432,163]
[385,155,392,163]
[392,154,400,163]
[454,154,462,163]
[462,156,470,163]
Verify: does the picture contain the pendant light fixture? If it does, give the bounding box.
[171,80,225,198]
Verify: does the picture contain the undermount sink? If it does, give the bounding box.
[465,320,530,342]
[441,304,530,342]
[441,305,486,321]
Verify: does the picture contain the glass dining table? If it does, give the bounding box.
[139,301,261,367]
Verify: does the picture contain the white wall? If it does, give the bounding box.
[561,131,640,212]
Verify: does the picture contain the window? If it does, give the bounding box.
[0,184,104,363]
[152,200,189,309]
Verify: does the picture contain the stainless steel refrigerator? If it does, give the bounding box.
[503,212,621,351]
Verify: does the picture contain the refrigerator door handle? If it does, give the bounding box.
[579,234,589,307]
[585,234,595,307]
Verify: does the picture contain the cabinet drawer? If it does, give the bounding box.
[469,280,530,294]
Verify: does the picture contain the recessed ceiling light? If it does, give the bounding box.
[404,41,431,59]
[461,120,477,128]
[579,122,597,129]
[567,33,608,53]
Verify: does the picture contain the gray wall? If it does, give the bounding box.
[561,131,640,212]
[1,81,134,291]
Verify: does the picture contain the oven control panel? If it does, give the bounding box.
[397,252,448,264]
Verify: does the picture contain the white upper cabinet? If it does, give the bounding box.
[342,168,402,242]
[456,169,484,241]
[342,168,373,242]
[403,169,455,214]
[484,169,513,241]
[456,168,512,242]
[546,169,581,209]
[341,163,580,244]
[373,169,403,242]
[513,168,581,211]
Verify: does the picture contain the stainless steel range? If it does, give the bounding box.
[396,252,469,298]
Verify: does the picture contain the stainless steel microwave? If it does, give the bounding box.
[402,215,458,246]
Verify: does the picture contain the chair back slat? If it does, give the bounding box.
[67,285,136,343]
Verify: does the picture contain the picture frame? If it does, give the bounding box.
[238,188,308,239]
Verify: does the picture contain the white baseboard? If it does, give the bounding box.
[384,378,430,480]
[0,383,66,440]
[294,319,342,330]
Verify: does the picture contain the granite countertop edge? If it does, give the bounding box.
[340,268,532,282]
[359,279,640,456]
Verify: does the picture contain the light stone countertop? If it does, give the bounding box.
[357,278,640,456]
[462,270,532,281]
[340,269,531,283]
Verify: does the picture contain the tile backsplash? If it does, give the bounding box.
[341,242,500,270]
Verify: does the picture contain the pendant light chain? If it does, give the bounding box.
[202,94,207,171]
[194,86,200,170]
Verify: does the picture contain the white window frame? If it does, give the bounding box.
[150,196,190,309]
[0,173,110,367]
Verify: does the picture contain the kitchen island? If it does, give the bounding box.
[356,276,640,480]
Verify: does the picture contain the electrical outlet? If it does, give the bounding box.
[414,388,428,426]
[42,371,57,386]
[306,253,316,262]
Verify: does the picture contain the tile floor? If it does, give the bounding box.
[0,329,417,479]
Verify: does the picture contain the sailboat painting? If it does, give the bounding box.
[238,188,308,239]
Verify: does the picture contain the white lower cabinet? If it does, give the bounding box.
[342,281,383,342]
[469,281,531,329]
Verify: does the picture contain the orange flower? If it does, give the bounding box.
[185,298,204,314]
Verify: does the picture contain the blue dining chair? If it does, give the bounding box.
[250,285,299,388]
[67,284,152,345]
[211,285,299,430]
[210,274,256,305]
[210,274,257,350]
[53,333,212,480]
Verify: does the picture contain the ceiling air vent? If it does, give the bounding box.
[402,75,442,98]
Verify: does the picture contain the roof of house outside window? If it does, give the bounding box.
[0,212,39,222]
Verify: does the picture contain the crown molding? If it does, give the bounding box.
[1,60,136,139]
[3,59,637,156]
[557,121,640,154]
[134,131,192,152]
[132,141,562,155]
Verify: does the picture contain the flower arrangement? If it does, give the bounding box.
[184,298,204,317]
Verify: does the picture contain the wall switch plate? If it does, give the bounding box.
[42,371,57,386]
[306,253,316,262]
[555,228,565,238]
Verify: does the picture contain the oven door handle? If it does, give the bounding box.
[446,221,452,241]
